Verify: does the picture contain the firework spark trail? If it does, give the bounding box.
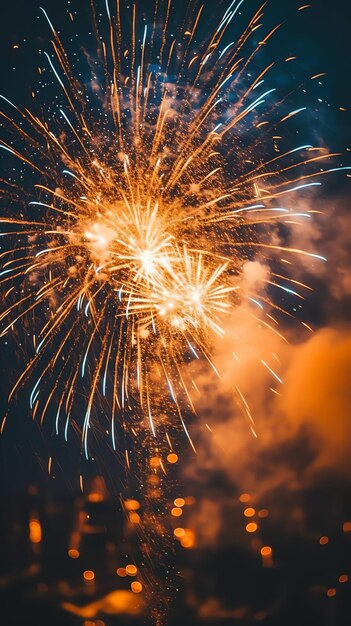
[0,0,349,458]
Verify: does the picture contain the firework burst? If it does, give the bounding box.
[0,0,348,459]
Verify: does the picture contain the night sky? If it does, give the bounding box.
[0,1,351,625]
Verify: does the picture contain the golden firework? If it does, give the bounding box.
[0,0,347,456]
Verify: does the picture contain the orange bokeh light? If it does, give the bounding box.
[327,588,336,598]
[167,453,178,464]
[124,499,140,511]
[244,507,255,518]
[87,492,103,503]
[239,493,251,503]
[171,507,183,517]
[150,456,161,468]
[246,522,258,533]
[131,581,143,593]
[181,537,194,548]
[174,498,185,507]
[126,564,138,576]
[83,570,95,581]
[116,567,127,577]
[68,548,80,559]
[29,519,42,544]
[319,536,329,545]
[180,529,195,549]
